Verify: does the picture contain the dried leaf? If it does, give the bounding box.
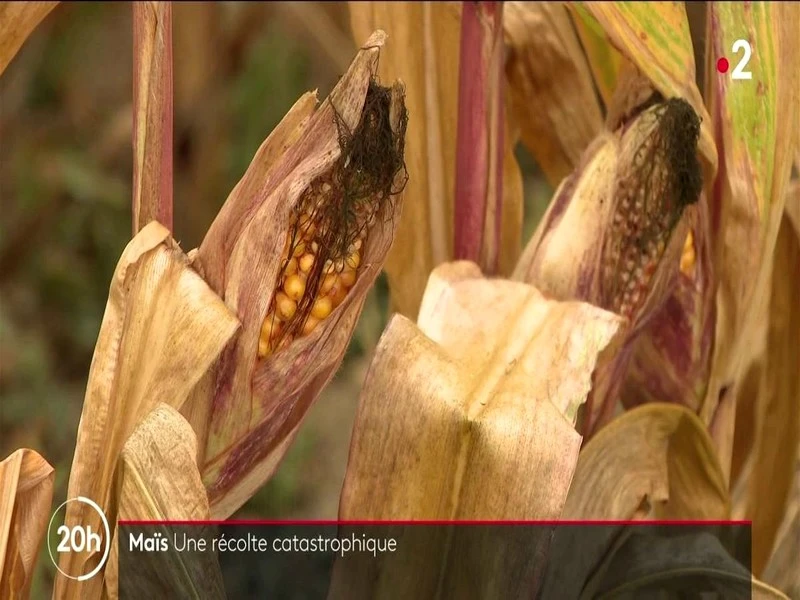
[504,1,604,186]
[582,1,717,170]
[762,471,800,598]
[0,1,58,77]
[105,404,224,600]
[349,3,460,318]
[568,3,622,107]
[563,403,729,520]
[744,211,800,575]
[132,2,173,234]
[55,221,239,598]
[340,261,622,521]
[0,449,54,599]
[193,32,408,518]
[701,2,799,480]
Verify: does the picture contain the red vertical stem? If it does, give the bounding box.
[132,2,174,234]
[453,1,505,274]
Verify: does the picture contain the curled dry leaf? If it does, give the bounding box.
[349,3,459,318]
[568,3,622,108]
[132,1,173,234]
[504,1,604,186]
[0,449,54,599]
[189,31,408,519]
[0,1,58,77]
[333,261,621,597]
[701,3,799,481]
[514,95,705,436]
[56,221,239,599]
[105,404,224,600]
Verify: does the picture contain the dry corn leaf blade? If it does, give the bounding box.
[104,404,224,600]
[55,221,239,599]
[568,3,621,108]
[0,1,58,77]
[349,2,460,318]
[582,1,717,170]
[0,449,54,599]
[194,31,408,519]
[334,261,621,597]
[504,1,604,186]
[132,1,173,234]
[762,469,800,599]
[744,210,800,576]
[701,2,799,480]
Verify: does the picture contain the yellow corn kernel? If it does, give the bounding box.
[329,280,348,308]
[275,292,297,321]
[292,240,306,258]
[320,273,337,294]
[680,231,696,277]
[298,213,316,239]
[283,257,298,277]
[345,250,361,270]
[284,274,306,301]
[311,296,333,320]
[299,253,315,273]
[260,312,275,338]
[258,337,271,358]
[302,315,320,335]
[340,267,356,288]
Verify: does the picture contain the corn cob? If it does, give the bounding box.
[257,79,406,359]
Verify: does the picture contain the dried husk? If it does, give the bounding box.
[0,449,54,599]
[503,1,604,186]
[104,404,224,600]
[0,1,58,77]
[55,222,239,599]
[190,31,408,518]
[349,3,460,318]
[332,261,622,597]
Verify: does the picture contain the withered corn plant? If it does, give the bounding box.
[0,1,798,599]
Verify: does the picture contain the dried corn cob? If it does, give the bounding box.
[258,80,407,358]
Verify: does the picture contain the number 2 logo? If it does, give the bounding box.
[731,39,752,80]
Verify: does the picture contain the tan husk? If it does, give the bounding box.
[191,31,408,519]
[0,2,59,77]
[348,3,459,318]
[332,261,621,597]
[55,221,239,599]
[0,449,54,599]
[104,404,223,600]
[503,1,603,186]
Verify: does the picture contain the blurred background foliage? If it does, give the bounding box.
[0,2,557,595]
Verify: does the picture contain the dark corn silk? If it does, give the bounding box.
[259,80,409,357]
[602,97,703,320]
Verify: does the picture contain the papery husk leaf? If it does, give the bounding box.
[568,3,621,107]
[743,209,800,576]
[563,403,729,520]
[504,1,604,186]
[132,2,173,233]
[0,1,58,77]
[701,2,799,482]
[55,221,239,599]
[582,1,717,170]
[0,449,54,599]
[349,3,459,318]
[104,404,224,600]
[762,470,800,599]
[194,32,408,519]
[332,261,621,598]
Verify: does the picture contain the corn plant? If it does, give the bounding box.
[0,1,798,598]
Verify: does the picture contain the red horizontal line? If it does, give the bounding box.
[118,519,753,526]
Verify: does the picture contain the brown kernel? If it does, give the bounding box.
[283,257,298,276]
[311,296,333,320]
[275,292,296,321]
[299,253,315,273]
[329,281,348,307]
[284,274,306,301]
[292,241,306,258]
